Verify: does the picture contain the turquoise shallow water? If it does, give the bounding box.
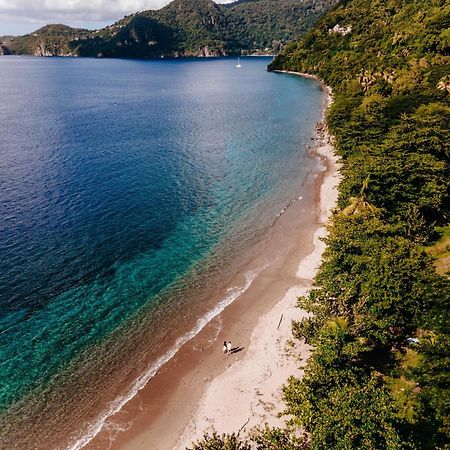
[0,56,324,446]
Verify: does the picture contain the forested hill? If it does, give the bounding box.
[0,0,338,58]
[263,0,450,448]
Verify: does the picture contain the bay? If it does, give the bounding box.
[0,56,324,446]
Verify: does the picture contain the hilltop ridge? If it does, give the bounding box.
[0,0,338,58]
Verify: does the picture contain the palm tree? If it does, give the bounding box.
[326,316,349,333]
[342,175,378,216]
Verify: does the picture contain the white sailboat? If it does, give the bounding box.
[236,57,241,68]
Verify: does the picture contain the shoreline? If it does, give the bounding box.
[85,76,339,450]
[176,80,339,447]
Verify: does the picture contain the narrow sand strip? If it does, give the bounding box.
[176,83,340,448]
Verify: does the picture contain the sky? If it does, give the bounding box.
[0,0,234,36]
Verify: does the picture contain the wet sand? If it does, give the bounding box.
[85,79,339,450]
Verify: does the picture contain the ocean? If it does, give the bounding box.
[0,56,325,449]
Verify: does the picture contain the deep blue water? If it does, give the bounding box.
[0,57,324,416]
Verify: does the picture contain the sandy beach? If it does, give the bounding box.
[85,76,340,450]
[176,79,340,448]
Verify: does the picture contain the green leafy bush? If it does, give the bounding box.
[268,0,450,448]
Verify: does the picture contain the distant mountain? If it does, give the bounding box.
[224,0,337,51]
[1,25,90,56]
[1,0,338,58]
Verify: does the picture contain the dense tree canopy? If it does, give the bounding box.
[268,0,450,448]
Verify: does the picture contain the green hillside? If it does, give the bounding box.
[225,0,337,52]
[2,0,338,57]
[192,0,450,448]
[268,1,449,448]
[1,25,90,56]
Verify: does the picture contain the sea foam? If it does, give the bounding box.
[65,263,270,450]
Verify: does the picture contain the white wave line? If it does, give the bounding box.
[65,263,271,450]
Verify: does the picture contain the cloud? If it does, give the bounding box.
[0,0,237,35]
[0,0,171,24]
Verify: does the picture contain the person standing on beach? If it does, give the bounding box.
[227,341,232,354]
[223,341,228,354]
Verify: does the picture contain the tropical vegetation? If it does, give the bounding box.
[0,0,338,57]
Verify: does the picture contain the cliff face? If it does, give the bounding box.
[2,0,338,58]
[33,42,74,56]
[0,36,14,55]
